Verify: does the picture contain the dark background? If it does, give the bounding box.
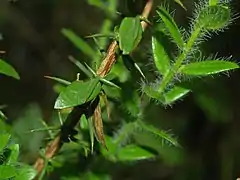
[1,0,240,179]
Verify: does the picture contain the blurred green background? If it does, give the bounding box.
[1,0,240,179]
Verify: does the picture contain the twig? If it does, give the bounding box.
[33,0,154,177]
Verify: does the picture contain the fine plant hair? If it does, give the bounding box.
[0,0,239,179]
[32,0,240,178]
[143,0,238,106]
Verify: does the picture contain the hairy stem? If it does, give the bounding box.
[158,26,201,93]
[114,122,137,145]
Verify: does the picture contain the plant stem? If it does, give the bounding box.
[114,122,136,145]
[158,26,201,93]
[33,0,154,177]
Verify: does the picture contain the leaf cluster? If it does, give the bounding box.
[143,0,238,105]
[0,0,238,179]
[0,118,36,180]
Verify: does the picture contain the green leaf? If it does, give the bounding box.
[0,59,20,79]
[174,0,186,10]
[139,121,180,147]
[209,0,218,6]
[116,145,155,161]
[157,6,184,48]
[0,165,17,179]
[143,85,164,102]
[198,5,231,30]
[15,165,37,180]
[7,144,19,163]
[0,119,11,133]
[0,133,11,152]
[152,35,171,75]
[54,77,101,109]
[80,114,88,130]
[119,16,143,54]
[164,86,190,104]
[61,29,95,58]
[53,84,66,94]
[100,135,117,162]
[180,60,239,76]
[102,84,121,99]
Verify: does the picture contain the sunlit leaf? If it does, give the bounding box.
[54,77,101,109]
[0,133,11,152]
[209,0,218,6]
[180,60,239,76]
[61,28,95,58]
[116,145,155,161]
[80,114,88,130]
[15,165,37,180]
[0,119,11,133]
[164,86,190,104]
[7,144,19,163]
[119,16,143,54]
[0,165,17,179]
[152,35,171,75]
[157,6,184,48]
[0,59,20,79]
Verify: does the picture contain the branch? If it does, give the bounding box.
[33,0,154,177]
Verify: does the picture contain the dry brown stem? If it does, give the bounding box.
[33,0,154,178]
